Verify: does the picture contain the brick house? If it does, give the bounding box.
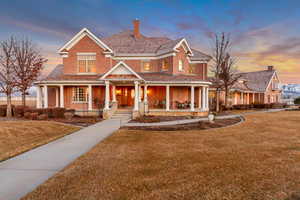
[35,20,212,119]
[209,66,282,107]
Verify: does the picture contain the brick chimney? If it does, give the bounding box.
[133,19,140,39]
[267,66,274,71]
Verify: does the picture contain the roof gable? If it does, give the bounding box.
[58,28,113,54]
[100,61,143,80]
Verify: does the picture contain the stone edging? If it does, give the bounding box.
[123,108,287,127]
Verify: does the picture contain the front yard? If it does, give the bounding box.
[23,111,300,200]
[0,121,80,161]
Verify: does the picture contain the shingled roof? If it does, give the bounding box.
[239,70,276,92]
[101,30,211,60]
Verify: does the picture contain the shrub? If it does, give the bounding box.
[30,112,38,120]
[24,112,31,119]
[52,107,66,118]
[294,97,300,105]
[0,105,6,117]
[13,106,28,117]
[37,114,48,120]
[64,112,74,120]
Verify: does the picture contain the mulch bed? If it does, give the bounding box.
[129,115,202,123]
[50,116,103,127]
[123,117,242,131]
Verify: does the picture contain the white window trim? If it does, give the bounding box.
[178,59,184,71]
[77,53,96,74]
[72,87,88,103]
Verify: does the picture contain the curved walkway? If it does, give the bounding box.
[0,119,122,200]
[124,108,286,127]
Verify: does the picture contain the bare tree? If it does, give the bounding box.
[210,32,231,112]
[12,38,47,107]
[0,37,16,117]
[219,53,241,108]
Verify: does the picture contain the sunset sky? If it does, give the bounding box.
[1,0,299,83]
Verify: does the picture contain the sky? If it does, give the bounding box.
[1,0,300,83]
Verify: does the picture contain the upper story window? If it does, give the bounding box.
[77,53,96,73]
[178,59,183,71]
[72,87,88,103]
[188,65,196,74]
[161,60,168,71]
[142,60,151,71]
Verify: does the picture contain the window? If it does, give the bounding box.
[77,54,96,73]
[188,64,196,74]
[161,60,168,71]
[72,87,88,102]
[178,59,183,71]
[142,60,151,71]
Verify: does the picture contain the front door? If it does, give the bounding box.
[116,86,134,108]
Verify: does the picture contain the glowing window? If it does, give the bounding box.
[178,60,183,71]
[143,61,151,71]
[162,60,168,71]
[77,54,96,73]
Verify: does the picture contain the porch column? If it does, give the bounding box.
[252,93,255,104]
[201,86,205,111]
[60,85,64,108]
[112,85,116,102]
[138,85,142,102]
[134,81,139,111]
[247,93,250,104]
[55,87,59,107]
[88,85,92,111]
[36,85,42,108]
[234,92,238,105]
[166,85,170,111]
[205,87,209,110]
[144,85,148,103]
[198,87,202,109]
[241,92,244,104]
[43,85,48,108]
[104,81,110,110]
[191,85,195,111]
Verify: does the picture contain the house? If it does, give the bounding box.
[35,20,212,119]
[209,66,282,107]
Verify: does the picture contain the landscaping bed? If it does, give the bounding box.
[50,116,103,127]
[129,115,202,123]
[124,117,241,131]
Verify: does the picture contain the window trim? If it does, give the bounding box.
[161,59,168,71]
[142,60,151,72]
[178,59,184,72]
[72,87,88,103]
[77,53,97,74]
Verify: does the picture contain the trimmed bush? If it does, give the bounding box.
[0,105,6,117]
[294,97,300,105]
[52,108,66,118]
[24,112,31,119]
[37,114,48,120]
[13,106,28,117]
[64,112,74,120]
[30,112,38,120]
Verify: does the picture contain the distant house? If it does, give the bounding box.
[209,66,282,106]
[35,20,212,118]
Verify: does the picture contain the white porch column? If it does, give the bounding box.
[205,87,209,110]
[247,93,250,104]
[144,85,148,103]
[43,85,48,108]
[234,92,238,105]
[36,85,42,108]
[201,86,205,111]
[241,92,244,104]
[60,85,64,108]
[166,85,170,111]
[138,85,142,102]
[191,85,195,111]
[104,81,110,110]
[55,87,59,107]
[198,87,202,109]
[134,81,139,111]
[252,93,255,104]
[88,85,92,111]
[112,85,116,102]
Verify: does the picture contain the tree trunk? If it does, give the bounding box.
[22,91,26,107]
[6,94,12,118]
[224,87,228,109]
[216,89,220,112]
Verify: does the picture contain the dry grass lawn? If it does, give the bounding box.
[23,111,300,200]
[0,121,80,161]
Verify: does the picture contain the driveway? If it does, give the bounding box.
[0,119,122,200]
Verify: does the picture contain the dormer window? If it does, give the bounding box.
[142,60,151,71]
[161,60,168,71]
[178,59,183,71]
[77,53,96,73]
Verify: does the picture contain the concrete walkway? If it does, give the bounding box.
[0,119,122,200]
